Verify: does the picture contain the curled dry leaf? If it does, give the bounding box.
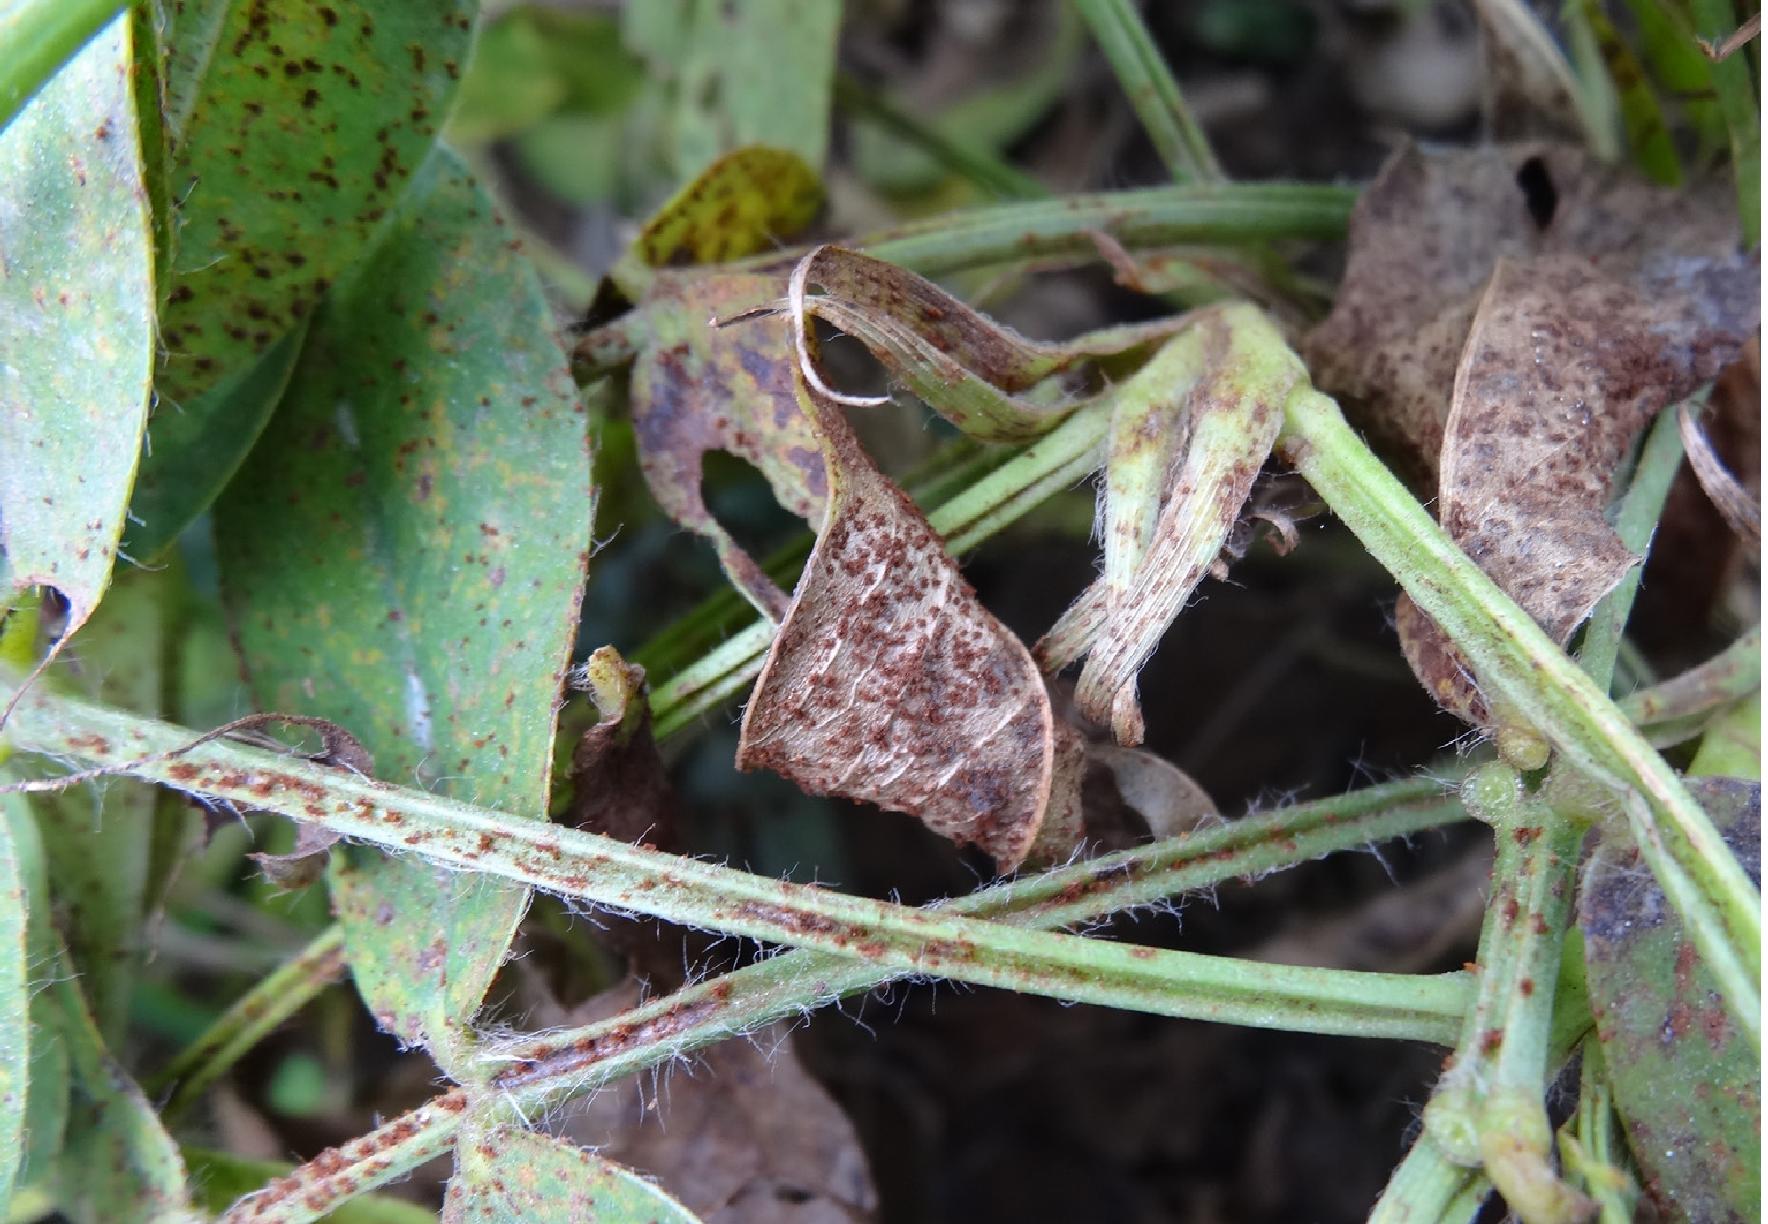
[1036,303,1305,745]
[736,366,1080,869]
[549,984,877,1224]
[566,647,679,850]
[1679,401,1761,553]
[1306,143,1758,724]
[629,272,828,621]
[788,245,1183,441]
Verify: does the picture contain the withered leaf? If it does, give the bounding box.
[1304,142,1756,485]
[789,245,1183,441]
[629,272,828,620]
[1439,254,1748,642]
[554,986,877,1223]
[737,369,1076,870]
[1037,303,1305,744]
[565,646,678,851]
[1306,143,1757,725]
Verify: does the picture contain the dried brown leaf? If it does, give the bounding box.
[565,647,678,851]
[737,377,1073,869]
[1439,254,1748,641]
[557,988,877,1224]
[1304,142,1755,485]
[790,245,1183,441]
[629,272,829,620]
[1307,143,1757,722]
[1679,401,1761,553]
[1086,743,1217,841]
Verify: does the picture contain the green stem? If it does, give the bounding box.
[0,0,126,132]
[145,925,346,1125]
[833,74,1047,200]
[1368,1136,1490,1224]
[1577,403,1686,692]
[0,683,1474,1047]
[1278,388,1761,1043]
[1690,0,1761,245]
[1621,627,1760,745]
[218,780,1469,1222]
[1424,767,1588,1221]
[1071,0,1222,182]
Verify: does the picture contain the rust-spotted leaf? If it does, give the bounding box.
[627,272,828,620]
[155,0,473,406]
[0,13,153,664]
[1304,142,1755,484]
[216,148,592,1055]
[445,1122,698,1224]
[609,145,823,293]
[1580,777,1761,1221]
[737,369,1077,869]
[786,245,1182,442]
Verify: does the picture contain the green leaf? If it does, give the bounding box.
[444,1124,699,1223]
[2,779,191,1220]
[216,148,592,1056]
[30,570,166,1042]
[1574,0,1682,184]
[0,11,153,646]
[124,320,308,561]
[0,783,27,1210]
[446,6,642,145]
[155,0,474,406]
[622,0,840,180]
[1579,777,1760,1221]
[1,790,68,1193]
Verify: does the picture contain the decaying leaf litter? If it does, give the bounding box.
[0,1,1761,1221]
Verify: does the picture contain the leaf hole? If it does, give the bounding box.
[701,450,808,575]
[1514,156,1557,230]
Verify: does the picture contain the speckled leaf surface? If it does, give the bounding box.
[1580,777,1760,1222]
[736,362,1078,870]
[155,0,473,407]
[0,13,153,640]
[0,788,26,1210]
[628,272,828,620]
[216,149,592,1053]
[444,1123,699,1224]
[609,146,823,293]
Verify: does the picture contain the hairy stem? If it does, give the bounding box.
[1279,388,1761,1043]
[0,682,1474,1048]
[219,780,1468,1222]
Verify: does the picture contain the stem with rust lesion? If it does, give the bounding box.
[214,779,1467,1223]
